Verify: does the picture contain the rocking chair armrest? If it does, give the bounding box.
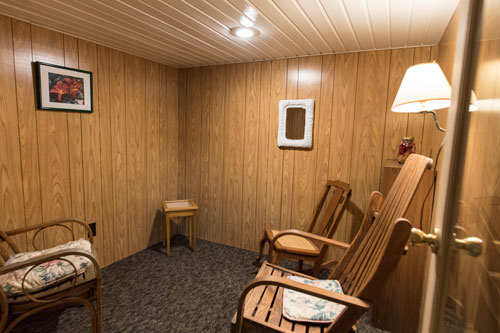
[0,248,101,279]
[270,229,350,251]
[5,218,94,243]
[235,275,371,333]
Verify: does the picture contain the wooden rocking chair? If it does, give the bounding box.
[253,180,352,276]
[0,218,102,332]
[232,154,432,332]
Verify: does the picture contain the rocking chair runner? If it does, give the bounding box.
[0,218,102,332]
[232,154,433,332]
[253,180,352,276]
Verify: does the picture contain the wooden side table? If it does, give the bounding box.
[162,199,199,256]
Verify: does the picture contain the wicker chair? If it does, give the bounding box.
[0,218,102,332]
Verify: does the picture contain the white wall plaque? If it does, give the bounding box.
[277,99,314,148]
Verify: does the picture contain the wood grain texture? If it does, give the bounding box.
[291,56,322,231]
[241,61,261,251]
[223,63,246,247]
[32,25,72,248]
[145,60,160,247]
[11,19,42,251]
[97,44,114,266]
[158,64,168,242]
[79,39,104,263]
[125,54,146,255]
[64,35,85,241]
[265,60,287,231]
[0,15,27,251]
[254,61,272,250]
[208,65,225,244]
[0,15,178,267]
[165,66,179,202]
[381,48,415,164]
[407,46,432,153]
[281,58,297,230]
[109,48,129,261]
[348,50,391,239]
[179,47,437,257]
[199,66,211,241]
[177,68,187,236]
[327,52,358,259]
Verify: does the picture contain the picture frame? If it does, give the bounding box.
[277,99,314,148]
[35,61,93,112]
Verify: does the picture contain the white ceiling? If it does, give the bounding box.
[0,0,460,68]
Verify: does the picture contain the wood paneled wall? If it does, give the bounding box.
[0,14,178,267]
[178,46,441,258]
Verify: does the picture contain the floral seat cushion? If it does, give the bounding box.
[0,239,93,297]
[283,276,346,323]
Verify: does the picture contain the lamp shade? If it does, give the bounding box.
[392,62,451,113]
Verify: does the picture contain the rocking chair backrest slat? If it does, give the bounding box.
[305,181,352,253]
[340,156,428,294]
[330,154,432,299]
[305,186,330,233]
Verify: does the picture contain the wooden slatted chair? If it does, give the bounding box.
[0,218,102,332]
[253,180,352,276]
[232,154,432,332]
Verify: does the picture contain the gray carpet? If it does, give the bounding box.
[13,236,384,332]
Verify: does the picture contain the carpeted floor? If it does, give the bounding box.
[13,236,385,332]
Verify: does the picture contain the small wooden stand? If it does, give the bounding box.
[162,199,199,256]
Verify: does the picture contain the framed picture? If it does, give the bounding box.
[35,61,93,112]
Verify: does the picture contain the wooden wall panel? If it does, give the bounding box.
[291,56,322,231]
[281,58,297,230]
[79,40,104,263]
[313,55,334,214]
[327,52,358,258]
[222,63,246,247]
[32,26,72,248]
[110,49,129,261]
[208,65,225,244]
[407,46,433,153]
[254,61,272,248]
[348,50,391,236]
[179,48,441,257]
[65,35,86,241]
[180,47,430,258]
[0,14,178,267]
[198,66,211,241]
[265,60,287,231]
[97,45,114,266]
[381,48,415,164]
[125,54,146,254]
[177,69,187,236]
[0,16,27,251]
[242,61,261,251]
[166,66,179,201]
[146,60,160,247]
[11,19,41,251]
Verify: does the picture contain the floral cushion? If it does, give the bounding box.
[0,239,93,297]
[283,276,346,323]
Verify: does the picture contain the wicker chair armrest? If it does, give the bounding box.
[0,248,101,279]
[5,218,93,243]
[235,275,370,333]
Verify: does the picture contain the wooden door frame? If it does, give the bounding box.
[420,0,483,332]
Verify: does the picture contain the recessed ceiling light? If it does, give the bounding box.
[230,27,260,38]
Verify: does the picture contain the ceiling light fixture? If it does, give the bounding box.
[240,16,254,27]
[230,26,259,38]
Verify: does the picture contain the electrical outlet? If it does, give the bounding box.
[89,222,97,237]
